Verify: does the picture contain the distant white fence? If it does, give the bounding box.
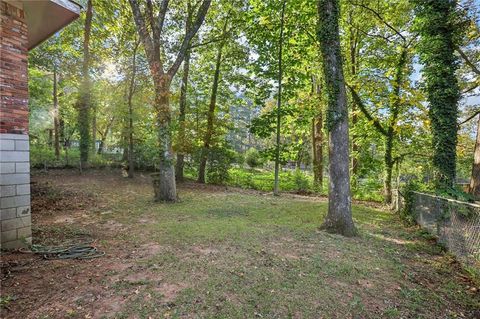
[404,191,480,269]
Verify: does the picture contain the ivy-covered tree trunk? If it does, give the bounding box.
[414,0,460,188]
[154,76,177,201]
[128,0,211,201]
[317,0,356,237]
[198,41,224,183]
[78,0,93,169]
[469,115,480,197]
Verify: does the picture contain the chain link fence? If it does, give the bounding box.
[402,191,480,270]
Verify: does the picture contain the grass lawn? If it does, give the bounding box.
[1,169,479,318]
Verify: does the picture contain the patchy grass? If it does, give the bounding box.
[1,169,478,319]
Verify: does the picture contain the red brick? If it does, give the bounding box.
[0,2,28,135]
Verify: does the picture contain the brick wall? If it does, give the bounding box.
[0,1,29,134]
[0,2,31,249]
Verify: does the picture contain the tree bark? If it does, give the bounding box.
[349,26,360,178]
[312,115,323,188]
[176,4,193,182]
[176,50,190,182]
[97,116,114,155]
[154,77,177,201]
[312,76,323,189]
[53,67,60,160]
[273,0,286,195]
[318,0,356,237]
[198,18,229,184]
[78,0,93,169]
[469,115,480,197]
[128,0,211,201]
[127,41,139,178]
[384,48,407,204]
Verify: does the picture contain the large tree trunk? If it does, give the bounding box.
[469,115,480,197]
[198,19,228,184]
[53,68,60,160]
[78,0,93,169]
[154,77,177,201]
[176,50,190,182]
[317,0,356,237]
[415,0,459,188]
[128,0,211,201]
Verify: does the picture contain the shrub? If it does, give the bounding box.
[293,169,310,192]
[245,147,263,169]
[206,146,235,185]
[401,180,419,225]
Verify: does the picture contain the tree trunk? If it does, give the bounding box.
[97,139,104,155]
[154,78,177,201]
[127,41,138,178]
[384,133,394,204]
[312,115,323,188]
[317,0,356,237]
[274,0,286,195]
[53,68,60,160]
[383,48,407,204]
[128,0,211,200]
[176,50,190,182]
[469,115,480,197]
[198,20,228,184]
[176,4,193,182]
[312,76,323,189]
[97,117,114,155]
[78,0,93,169]
[415,0,459,188]
[92,104,97,153]
[350,31,359,178]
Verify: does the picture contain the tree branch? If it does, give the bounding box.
[456,46,480,76]
[351,2,406,43]
[458,109,480,127]
[128,0,158,71]
[168,0,211,78]
[157,0,169,37]
[347,84,388,136]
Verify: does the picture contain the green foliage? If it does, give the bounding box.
[401,180,420,224]
[206,146,235,185]
[228,167,314,193]
[352,177,384,202]
[245,147,263,168]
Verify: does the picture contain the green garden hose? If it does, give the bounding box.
[26,242,105,260]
